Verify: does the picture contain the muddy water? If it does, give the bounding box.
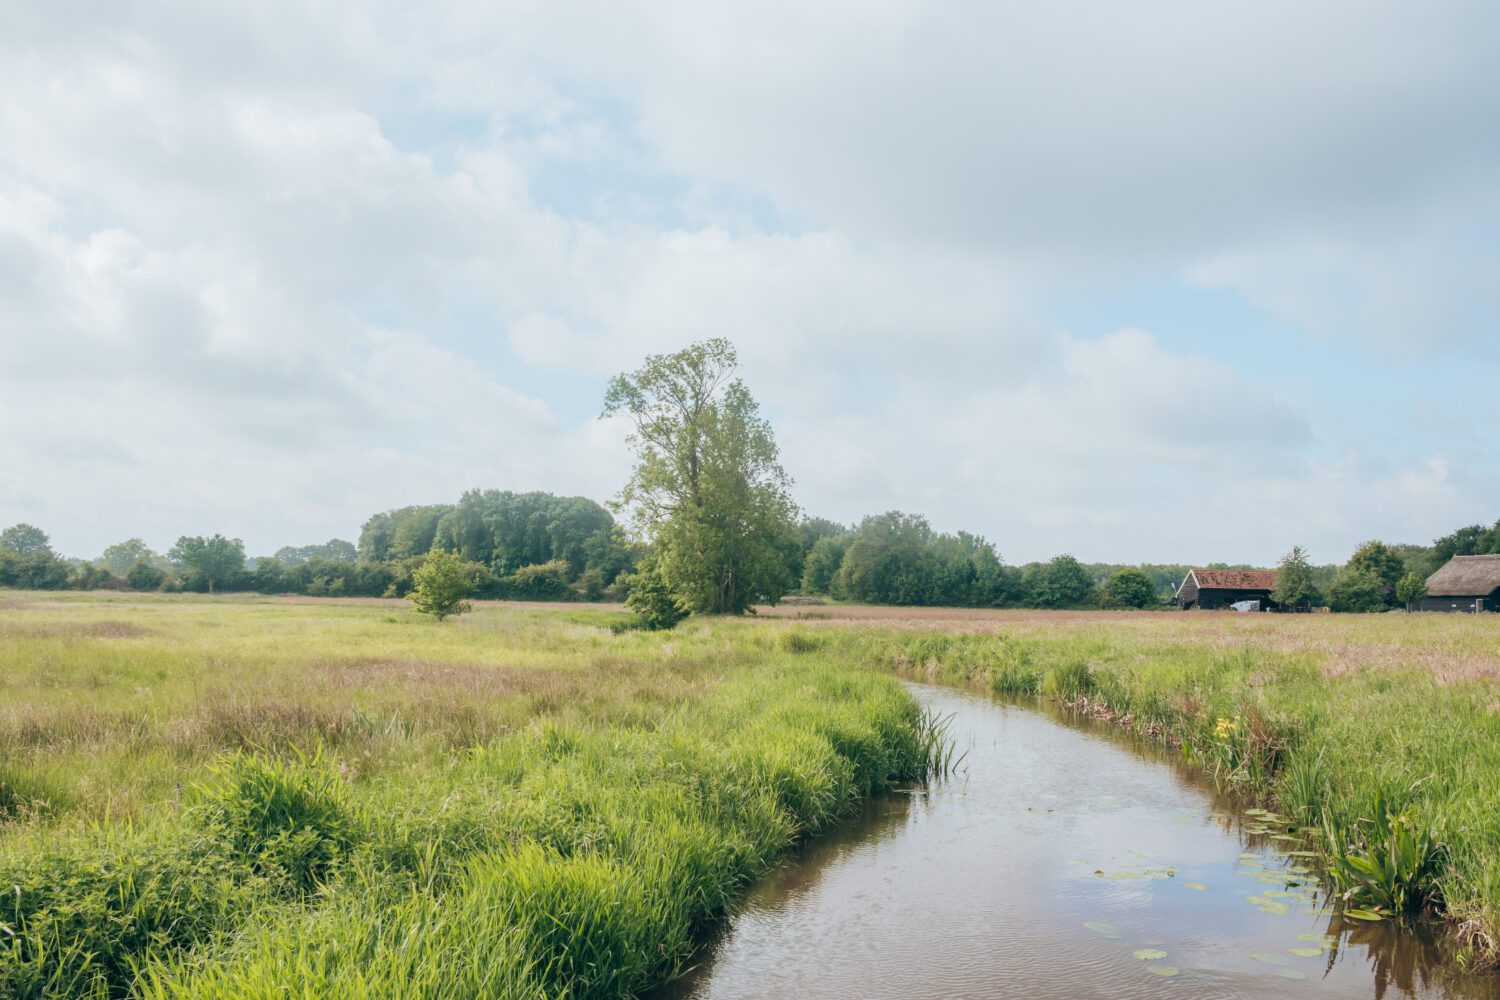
[658,683,1496,1000]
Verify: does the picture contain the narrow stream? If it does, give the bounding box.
[657,682,1496,999]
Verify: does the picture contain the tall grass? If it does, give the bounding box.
[0,595,940,998]
[835,618,1500,961]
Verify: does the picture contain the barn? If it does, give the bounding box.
[1417,554,1500,613]
[1175,569,1280,610]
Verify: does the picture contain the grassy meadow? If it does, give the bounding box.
[3,594,1500,995]
[0,593,942,998]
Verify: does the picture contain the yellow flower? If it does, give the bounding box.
[1214,717,1238,740]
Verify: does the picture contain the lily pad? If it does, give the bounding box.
[1344,908,1385,922]
[1277,968,1307,980]
[1146,965,1180,977]
[1289,947,1323,957]
[1250,952,1289,965]
[1183,882,1207,891]
[1297,933,1336,944]
[1084,921,1118,936]
[1246,896,1269,905]
[1259,902,1290,915]
[1134,949,1168,960]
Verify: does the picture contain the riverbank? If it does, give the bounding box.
[0,595,938,998]
[797,614,1500,966]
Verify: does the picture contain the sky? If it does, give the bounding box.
[2,1,1497,565]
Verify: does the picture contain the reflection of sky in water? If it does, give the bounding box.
[654,684,1496,1000]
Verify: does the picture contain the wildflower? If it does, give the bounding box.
[1214,717,1239,740]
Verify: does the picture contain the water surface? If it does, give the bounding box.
[658,683,1495,999]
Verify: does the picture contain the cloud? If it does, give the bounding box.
[1,1,1496,563]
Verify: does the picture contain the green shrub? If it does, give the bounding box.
[198,752,363,895]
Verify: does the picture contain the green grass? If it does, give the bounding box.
[0,594,940,998]
[5,594,1500,990]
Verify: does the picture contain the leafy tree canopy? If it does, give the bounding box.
[1396,571,1429,607]
[1102,567,1158,609]
[274,540,357,565]
[1327,567,1387,613]
[1273,545,1320,608]
[1347,540,1405,600]
[407,549,475,621]
[605,338,797,615]
[1025,554,1098,609]
[100,538,164,576]
[0,523,51,557]
[169,535,246,594]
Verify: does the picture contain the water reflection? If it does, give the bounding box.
[655,684,1497,1000]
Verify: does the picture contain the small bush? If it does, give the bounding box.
[625,561,688,631]
[407,549,475,621]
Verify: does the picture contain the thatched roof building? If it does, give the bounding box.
[1418,555,1500,612]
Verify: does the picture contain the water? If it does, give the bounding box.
[657,683,1496,999]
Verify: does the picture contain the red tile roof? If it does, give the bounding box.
[1191,569,1278,590]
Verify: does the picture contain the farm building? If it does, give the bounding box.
[1417,554,1500,612]
[1175,569,1279,610]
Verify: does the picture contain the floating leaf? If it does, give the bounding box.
[1344,908,1385,922]
[1134,949,1168,960]
[1259,902,1290,915]
[1246,896,1269,905]
[1277,968,1307,980]
[1250,952,1289,965]
[1146,965,1180,977]
[1289,947,1323,957]
[1183,882,1207,891]
[1297,933,1335,944]
[1262,889,1292,898]
[1084,921,1118,936]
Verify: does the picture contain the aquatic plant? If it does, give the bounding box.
[1326,791,1447,916]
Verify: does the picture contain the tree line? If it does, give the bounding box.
[0,491,639,602]
[3,336,1497,623]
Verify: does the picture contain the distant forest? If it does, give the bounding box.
[3,500,1497,612]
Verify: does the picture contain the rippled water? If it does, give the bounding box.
[656,683,1497,999]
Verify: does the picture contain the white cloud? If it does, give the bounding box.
[1,1,1496,563]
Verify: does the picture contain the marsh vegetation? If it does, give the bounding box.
[3,594,1500,996]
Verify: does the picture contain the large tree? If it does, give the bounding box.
[170,535,246,594]
[1102,567,1158,609]
[1272,545,1320,608]
[0,523,52,556]
[100,538,163,575]
[1024,554,1098,609]
[1346,540,1405,607]
[604,339,796,615]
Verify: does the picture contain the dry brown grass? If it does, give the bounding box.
[0,619,152,640]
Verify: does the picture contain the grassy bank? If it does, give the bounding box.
[0,594,940,998]
[794,611,1500,962]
